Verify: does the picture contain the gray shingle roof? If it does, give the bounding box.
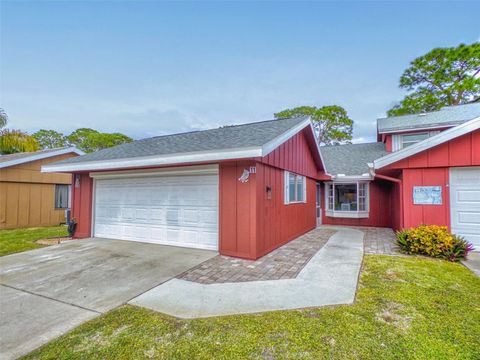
[377,103,480,133]
[0,148,67,164]
[54,116,309,165]
[320,142,388,176]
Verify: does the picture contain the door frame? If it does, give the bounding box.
[316,182,322,226]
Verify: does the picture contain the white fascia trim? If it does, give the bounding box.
[374,116,480,169]
[90,164,219,179]
[42,147,262,173]
[1,147,84,169]
[262,118,312,156]
[377,123,462,134]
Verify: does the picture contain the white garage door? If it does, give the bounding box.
[450,167,480,250]
[93,170,218,250]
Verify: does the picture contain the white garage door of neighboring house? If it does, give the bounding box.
[450,167,480,250]
[93,168,218,250]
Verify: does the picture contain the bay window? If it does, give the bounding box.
[285,171,306,204]
[325,182,369,218]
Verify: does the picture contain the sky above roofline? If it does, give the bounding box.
[1,1,479,143]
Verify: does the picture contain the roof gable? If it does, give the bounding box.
[374,116,480,169]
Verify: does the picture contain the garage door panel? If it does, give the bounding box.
[94,173,218,250]
[450,167,480,250]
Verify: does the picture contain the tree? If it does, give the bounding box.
[388,42,480,116]
[0,108,39,154]
[32,129,67,149]
[66,128,133,153]
[274,105,353,145]
[0,108,7,128]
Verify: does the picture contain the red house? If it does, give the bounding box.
[43,103,480,258]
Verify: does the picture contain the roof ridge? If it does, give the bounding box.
[139,116,308,141]
[378,102,480,121]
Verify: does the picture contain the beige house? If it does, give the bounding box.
[0,147,83,229]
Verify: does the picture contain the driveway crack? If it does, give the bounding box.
[0,283,101,314]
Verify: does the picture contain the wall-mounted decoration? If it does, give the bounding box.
[413,186,442,205]
[249,166,257,174]
[238,169,250,183]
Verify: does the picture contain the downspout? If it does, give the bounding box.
[368,164,404,230]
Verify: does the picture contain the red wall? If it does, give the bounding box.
[255,163,317,259]
[219,161,258,259]
[261,128,320,179]
[219,130,322,259]
[379,129,480,230]
[402,168,450,229]
[71,173,93,238]
[321,180,393,228]
[384,130,480,170]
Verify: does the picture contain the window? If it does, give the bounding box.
[325,182,369,217]
[401,133,429,148]
[285,172,306,204]
[55,184,70,209]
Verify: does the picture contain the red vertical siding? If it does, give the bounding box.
[219,161,258,259]
[71,173,93,238]
[384,130,480,169]
[261,129,319,179]
[402,168,450,229]
[322,180,393,228]
[385,135,393,152]
[255,162,317,258]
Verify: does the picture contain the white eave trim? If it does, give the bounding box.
[42,118,323,173]
[0,147,84,169]
[42,146,263,172]
[374,116,480,169]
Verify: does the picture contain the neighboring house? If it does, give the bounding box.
[0,147,84,229]
[321,102,480,249]
[42,103,480,258]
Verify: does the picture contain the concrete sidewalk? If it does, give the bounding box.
[0,239,216,360]
[130,226,364,318]
[463,252,480,277]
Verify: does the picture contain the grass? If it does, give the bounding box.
[0,226,68,256]
[24,255,480,360]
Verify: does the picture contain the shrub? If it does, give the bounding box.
[396,225,474,262]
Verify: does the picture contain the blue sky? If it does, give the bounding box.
[1,1,479,142]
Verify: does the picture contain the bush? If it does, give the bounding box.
[396,225,474,262]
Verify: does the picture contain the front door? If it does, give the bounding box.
[316,182,322,226]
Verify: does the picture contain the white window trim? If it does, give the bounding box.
[324,181,370,218]
[284,171,307,204]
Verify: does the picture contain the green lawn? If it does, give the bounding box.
[24,255,480,360]
[0,226,68,257]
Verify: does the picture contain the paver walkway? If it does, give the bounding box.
[178,228,336,284]
[130,226,364,318]
[361,227,401,255]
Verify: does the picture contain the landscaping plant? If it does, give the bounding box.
[396,224,473,261]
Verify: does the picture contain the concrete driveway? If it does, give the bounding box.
[0,238,216,359]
